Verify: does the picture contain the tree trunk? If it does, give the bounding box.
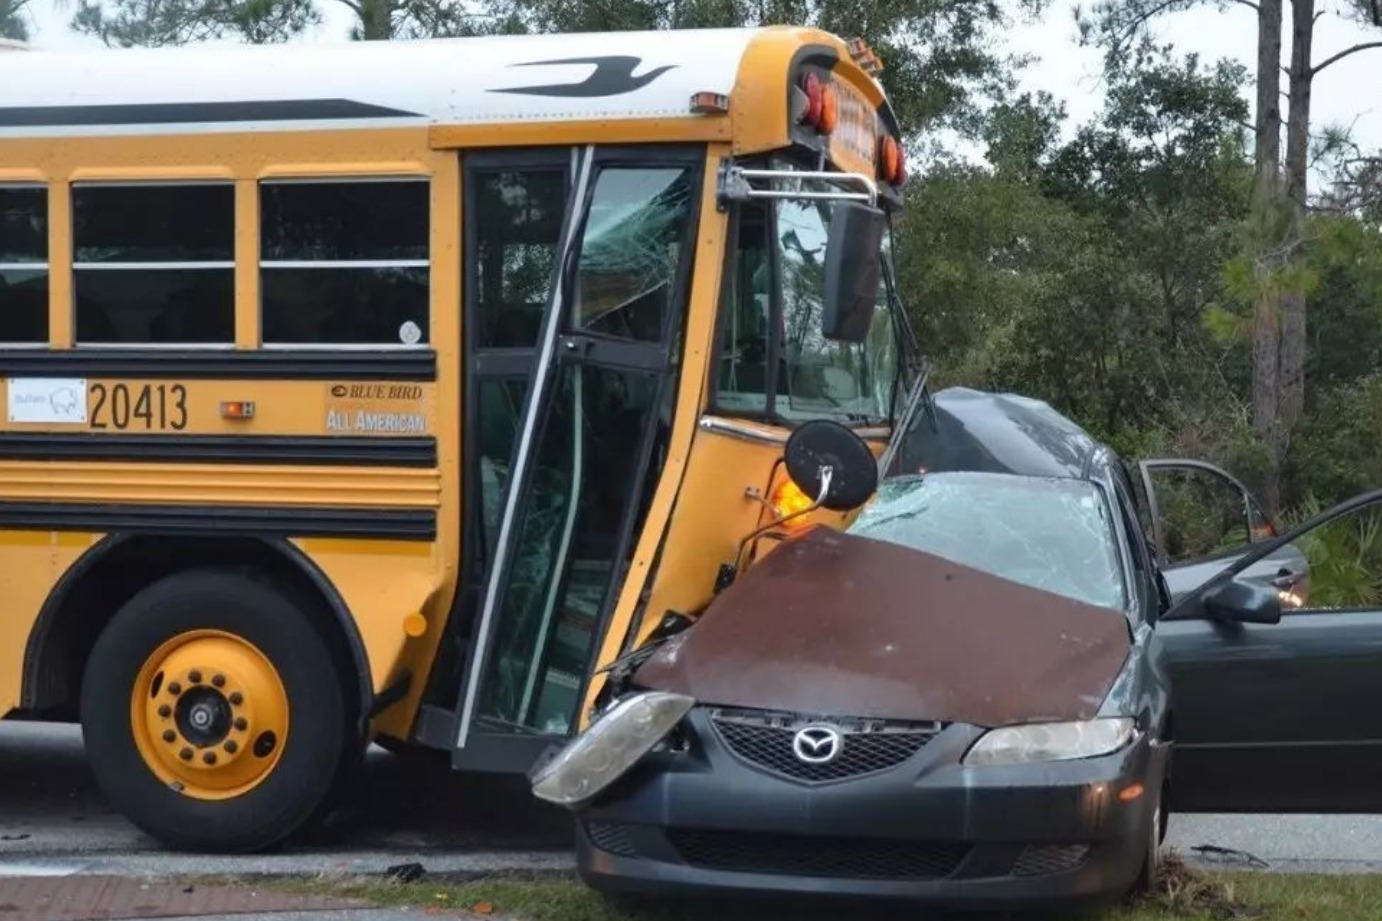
[360,0,392,39]
[1252,0,1285,513]
[1278,0,1314,502]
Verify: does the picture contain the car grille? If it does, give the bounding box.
[707,707,941,783]
[1011,844,1090,877]
[585,821,638,857]
[669,828,969,880]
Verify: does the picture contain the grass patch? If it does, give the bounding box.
[263,855,1382,921]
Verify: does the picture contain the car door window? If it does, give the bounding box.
[1142,462,1251,564]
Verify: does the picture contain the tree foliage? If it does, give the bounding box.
[1,0,32,40]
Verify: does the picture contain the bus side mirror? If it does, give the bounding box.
[784,420,878,512]
[821,201,884,343]
[726,420,878,585]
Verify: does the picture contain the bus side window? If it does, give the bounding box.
[73,182,235,345]
[0,185,48,345]
[260,179,430,347]
[714,203,772,414]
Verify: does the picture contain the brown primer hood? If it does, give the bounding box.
[635,527,1130,726]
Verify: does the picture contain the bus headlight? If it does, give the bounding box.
[531,691,696,809]
[964,718,1136,766]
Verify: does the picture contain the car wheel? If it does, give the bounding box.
[81,568,350,853]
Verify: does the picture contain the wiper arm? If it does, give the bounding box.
[876,362,931,478]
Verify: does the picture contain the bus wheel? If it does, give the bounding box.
[80,568,348,853]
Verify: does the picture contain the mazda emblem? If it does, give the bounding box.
[792,725,843,764]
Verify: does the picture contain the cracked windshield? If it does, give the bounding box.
[849,472,1126,610]
[717,179,897,422]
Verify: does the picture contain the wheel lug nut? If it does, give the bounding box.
[189,670,203,684]
[157,705,172,718]
[162,730,176,743]
[224,740,239,754]
[229,692,243,706]
[203,752,217,765]
[179,748,193,761]
[233,717,248,731]
[212,674,226,688]
[168,682,182,696]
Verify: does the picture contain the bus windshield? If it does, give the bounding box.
[715,175,899,424]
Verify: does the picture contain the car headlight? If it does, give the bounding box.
[964,718,1136,767]
[531,691,695,809]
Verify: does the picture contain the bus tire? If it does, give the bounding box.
[80,567,347,853]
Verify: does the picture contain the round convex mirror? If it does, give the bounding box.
[783,420,879,512]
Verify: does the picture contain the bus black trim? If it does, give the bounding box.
[0,99,424,128]
[0,503,436,540]
[0,349,436,380]
[0,434,437,467]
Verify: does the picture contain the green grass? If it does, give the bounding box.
[262,854,1382,921]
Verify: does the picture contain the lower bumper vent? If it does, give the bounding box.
[668,828,968,880]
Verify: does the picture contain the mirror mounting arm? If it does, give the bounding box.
[716,163,879,210]
[732,467,834,570]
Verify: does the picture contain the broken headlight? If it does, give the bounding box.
[531,691,696,809]
[963,718,1136,767]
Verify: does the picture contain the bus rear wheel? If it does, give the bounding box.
[81,568,350,853]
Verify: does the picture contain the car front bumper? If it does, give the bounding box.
[574,709,1168,908]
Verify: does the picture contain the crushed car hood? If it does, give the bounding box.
[634,527,1130,727]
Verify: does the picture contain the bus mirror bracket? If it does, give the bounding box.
[730,420,879,572]
[715,163,878,210]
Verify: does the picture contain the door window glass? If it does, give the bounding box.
[573,167,693,342]
[474,169,566,349]
[1148,466,1250,563]
[476,377,529,556]
[478,364,662,734]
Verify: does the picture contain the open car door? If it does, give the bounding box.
[1157,488,1382,813]
[1139,459,1308,604]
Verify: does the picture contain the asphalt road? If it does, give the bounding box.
[0,721,573,878]
[3,721,1382,878]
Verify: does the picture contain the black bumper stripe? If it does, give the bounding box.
[0,503,436,540]
[0,434,437,467]
[0,349,436,381]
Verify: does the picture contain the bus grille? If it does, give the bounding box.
[707,708,940,783]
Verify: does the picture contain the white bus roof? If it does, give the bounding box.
[0,28,766,138]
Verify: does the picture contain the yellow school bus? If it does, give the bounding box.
[0,25,917,851]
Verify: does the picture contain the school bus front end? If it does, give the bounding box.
[0,25,911,852]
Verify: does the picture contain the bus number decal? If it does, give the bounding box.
[90,383,188,431]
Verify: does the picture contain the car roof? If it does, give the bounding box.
[901,386,1110,481]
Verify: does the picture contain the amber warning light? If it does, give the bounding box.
[770,478,816,525]
[220,401,255,420]
[690,92,729,114]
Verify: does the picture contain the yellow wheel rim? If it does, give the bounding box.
[130,630,289,801]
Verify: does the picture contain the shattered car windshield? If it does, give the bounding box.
[847,472,1126,610]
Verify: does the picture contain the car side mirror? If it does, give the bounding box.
[821,201,884,343]
[1202,577,1281,625]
